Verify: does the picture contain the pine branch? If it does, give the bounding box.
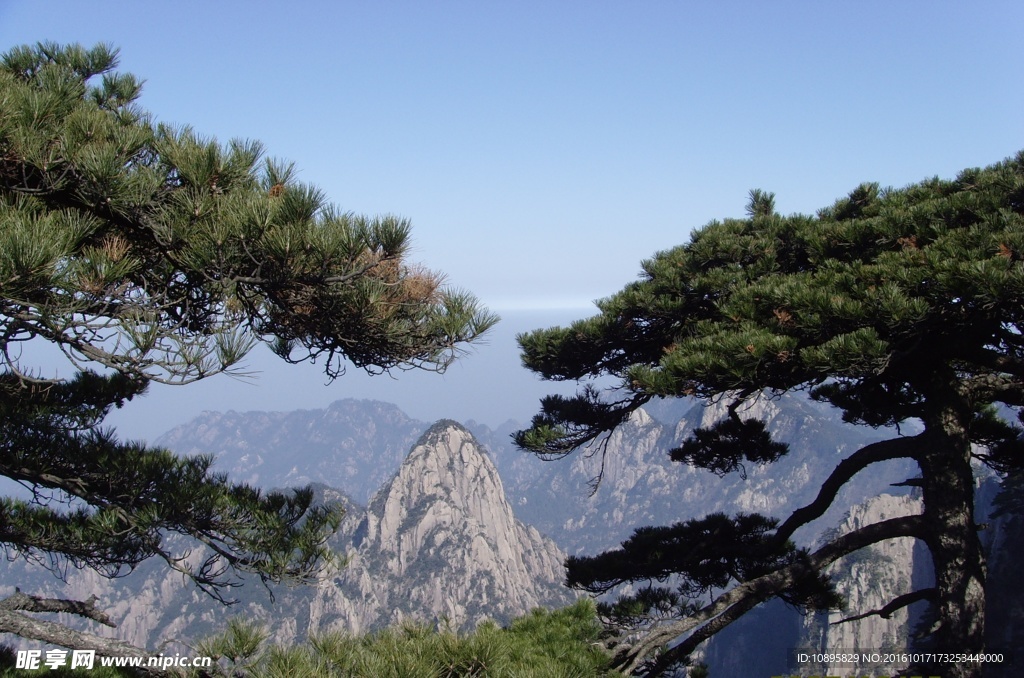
[611,514,926,675]
[0,590,184,675]
[960,371,1024,407]
[773,434,924,544]
[0,590,116,626]
[0,607,149,657]
[831,588,936,624]
[966,347,1024,380]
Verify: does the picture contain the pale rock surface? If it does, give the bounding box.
[312,420,574,636]
[797,493,929,676]
[0,420,573,650]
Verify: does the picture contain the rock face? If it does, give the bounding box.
[985,507,1024,678]
[320,421,573,634]
[795,494,931,676]
[696,494,930,677]
[0,419,573,649]
[969,476,1024,678]
[493,393,917,556]
[1,396,1019,668]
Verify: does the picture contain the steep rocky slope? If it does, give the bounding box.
[696,494,931,677]
[795,493,931,676]
[321,420,573,634]
[491,393,918,555]
[2,397,1017,670]
[0,420,572,650]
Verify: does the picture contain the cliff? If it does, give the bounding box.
[0,419,573,650]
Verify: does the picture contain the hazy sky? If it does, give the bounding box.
[2,2,1022,438]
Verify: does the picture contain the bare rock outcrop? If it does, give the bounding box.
[0,419,573,650]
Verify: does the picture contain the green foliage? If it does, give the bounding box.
[193,601,620,677]
[567,513,788,596]
[196,618,271,675]
[669,416,789,478]
[0,40,494,651]
[518,147,1024,479]
[517,153,1024,673]
[0,41,497,386]
[520,153,1024,430]
[0,370,342,593]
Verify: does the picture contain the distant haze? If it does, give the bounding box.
[106,308,596,443]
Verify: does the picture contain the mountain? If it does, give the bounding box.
[156,399,428,503]
[692,493,929,677]
[0,419,572,650]
[490,392,918,555]
[698,480,1024,678]
[154,394,908,559]
[326,420,573,633]
[479,394,1021,674]
[793,493,931,677]
[2,396,1018,670]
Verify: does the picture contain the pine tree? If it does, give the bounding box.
[0,42,496,658]
[516,154,1024,677]
[195,600,620,677]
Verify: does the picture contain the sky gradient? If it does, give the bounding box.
[1,2,1022,437]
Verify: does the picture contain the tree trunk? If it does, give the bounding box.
[916,404,987,678]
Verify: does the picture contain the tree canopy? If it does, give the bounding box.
[517,154,1024,677]
[0,41,496,657]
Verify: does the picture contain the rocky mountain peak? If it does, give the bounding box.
[0,415,574,647]
[347,420,573,629]
[369,420,510,537]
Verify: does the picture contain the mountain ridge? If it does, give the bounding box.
[0,397,1017,673]
[0,416,572,649]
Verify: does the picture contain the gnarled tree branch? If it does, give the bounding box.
[0,589,115,627]
[611,514,926,675]
[832,588,936,625]
[774,434,924,544]
[0,589,176,675]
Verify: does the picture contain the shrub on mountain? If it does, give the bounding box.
[196,600,619,677]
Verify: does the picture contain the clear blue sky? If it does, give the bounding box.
[2,2,1022,437]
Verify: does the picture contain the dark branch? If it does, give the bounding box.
[960,371,1024,407]
[612,514,926,675]
[891,477,925,488]
[965,347,1024,380]
[774,434,923,544]
[0,589,116,627]
[0,590,185,675]
[832,588,937,624]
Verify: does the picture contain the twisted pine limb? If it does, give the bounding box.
[773,434,923,544]
[0,589,115,626]
[0,589,174,675]
[611,514,926,675]
[832,588,937,624]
